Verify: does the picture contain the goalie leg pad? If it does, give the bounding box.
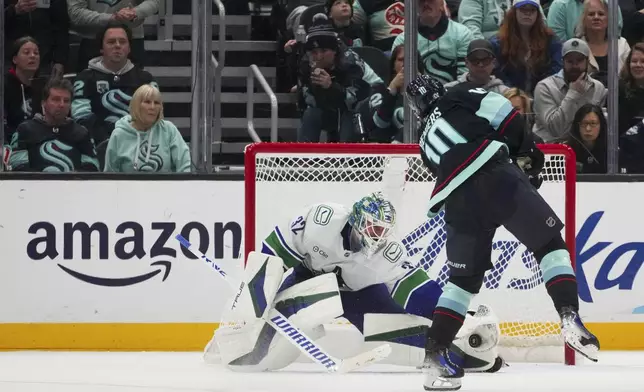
[364,313,429,367]
[205,252,287,365]
[244,251,288,318]
[222,273,343,372]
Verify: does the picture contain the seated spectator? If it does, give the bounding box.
[282,4,365,94]
[504,87,531,113]
[546,0,622,42]
[68,0,160,71]
[353,44,424,143]
[391,0,473,84]
[4,37,41,144]
[297,22,383,142]
[503,87,535,130]
[104,84,190,173]
[458,0,512,39]
[533,38,607,142]
[565,104,607,173]
[490,0,562,95]
[575,0,630,87]
[618,43,644,135]
[445,39,509,93]
[327,0,366,47]
[8,78,99,172]
[353,0,405,52]
[285,1,365,53]
[4,0,69,78]
[72,22,158,146]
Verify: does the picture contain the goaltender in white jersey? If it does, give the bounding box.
[210,192,504,373]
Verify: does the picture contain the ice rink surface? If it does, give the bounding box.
[0,351,642,392]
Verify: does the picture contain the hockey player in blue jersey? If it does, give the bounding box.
[405,74,600,390]
[210,192,505,373]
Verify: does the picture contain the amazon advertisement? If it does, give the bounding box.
[0,179,643,350]
[0,180,243,329]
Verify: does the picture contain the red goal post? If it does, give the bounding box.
[244,143,577,365]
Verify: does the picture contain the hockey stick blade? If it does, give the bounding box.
[335,341,392,373]
[175,234,391,373]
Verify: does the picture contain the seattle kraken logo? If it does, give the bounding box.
[136,140,164,172]
[40,140,75,172]
[102,89,132,123]
[421,52,458,85]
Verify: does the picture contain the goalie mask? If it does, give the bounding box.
[405,74,446,119]
[348,192,396,256]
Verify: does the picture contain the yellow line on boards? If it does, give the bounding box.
[0,322,642,351]
[0,323,218,351]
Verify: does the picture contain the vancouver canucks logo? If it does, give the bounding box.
[136,140,164,172]
[40,140,75,172]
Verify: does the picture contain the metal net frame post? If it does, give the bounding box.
[190,0,214,173]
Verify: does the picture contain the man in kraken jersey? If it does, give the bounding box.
[390,0,473,84]
[210,192,504,374]
[9,79,99,172]
[71,21,157,146]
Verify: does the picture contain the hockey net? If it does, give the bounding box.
[244,143,577,365]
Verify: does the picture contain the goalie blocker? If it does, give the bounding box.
[210,252,504,373]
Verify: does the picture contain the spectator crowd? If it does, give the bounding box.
[3,0,644,174]
[2,0,190,173]
[279,0,644,173]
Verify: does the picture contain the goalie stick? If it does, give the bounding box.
[175,234,392,373]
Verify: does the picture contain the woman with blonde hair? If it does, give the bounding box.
[103,84,191,173]
[503,87,537,135]
[503,87,531,114]
[575,0,630,87]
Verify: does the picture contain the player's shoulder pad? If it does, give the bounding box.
[441,82,491,110]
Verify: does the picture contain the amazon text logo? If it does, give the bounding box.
[27,221,242,287]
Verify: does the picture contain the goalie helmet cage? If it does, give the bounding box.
[244,143,577,366]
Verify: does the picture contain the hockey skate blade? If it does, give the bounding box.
[566,342,599,363]
[335,344,392,373]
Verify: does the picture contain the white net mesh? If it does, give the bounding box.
[250,145,572,362]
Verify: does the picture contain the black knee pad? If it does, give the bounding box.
[449,272,486,294]
[533,234,567,263]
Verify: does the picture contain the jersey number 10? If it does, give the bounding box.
[420,118,467,166]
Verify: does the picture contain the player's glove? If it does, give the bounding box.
[514,147,544,189]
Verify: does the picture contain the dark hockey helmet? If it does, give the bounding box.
[405,74,446,118]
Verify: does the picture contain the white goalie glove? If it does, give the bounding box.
[453,304,505,372]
